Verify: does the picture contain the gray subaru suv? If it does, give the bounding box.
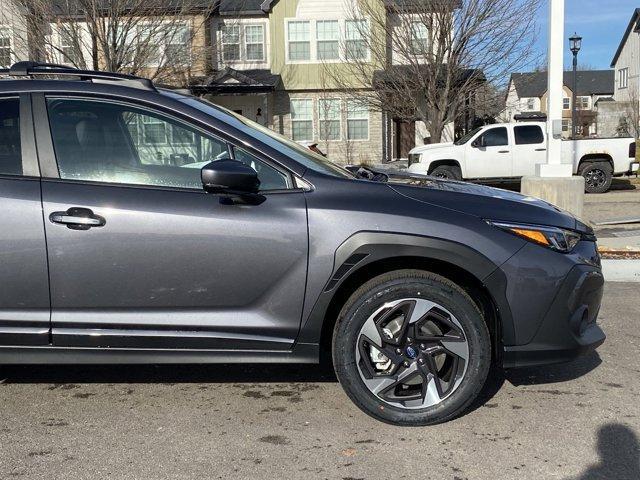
[0,63,605,425]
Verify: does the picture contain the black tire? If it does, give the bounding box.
[332,270,491,426]
[430,165,462,180]
[580,161,613,194]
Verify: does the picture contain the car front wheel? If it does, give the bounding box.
[333,270,491,426]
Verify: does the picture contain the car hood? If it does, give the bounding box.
[383,172,589,233]
[409,142,455,155]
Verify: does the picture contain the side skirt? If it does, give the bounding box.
[0,343,319,365]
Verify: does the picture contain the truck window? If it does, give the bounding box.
[514,125,544,145]
[479,127,508,147]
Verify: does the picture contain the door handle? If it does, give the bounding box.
[498,150,510,153]
[535,148,547,151]
[49,208,106,230]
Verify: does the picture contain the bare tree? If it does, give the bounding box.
[9,0,214,86]
[324,0,542,143]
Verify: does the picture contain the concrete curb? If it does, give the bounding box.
[602,259,640,283]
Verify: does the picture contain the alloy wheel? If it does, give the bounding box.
[355,298,469,410]
[585,169,606,189]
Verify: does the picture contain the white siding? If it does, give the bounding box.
[295,0,353,19]
[613,28,640,102]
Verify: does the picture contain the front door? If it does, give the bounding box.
[0,95,50,346]
[37,96,308,351]
[464,126,513,178]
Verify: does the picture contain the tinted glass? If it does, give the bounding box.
[514,125,544,145]
[480,127,508,147]
[0,98,22,176]
[178,95,354,179]
[46,98,288,191]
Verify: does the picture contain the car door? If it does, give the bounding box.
[35,94,308,351]
[512,124,547,177]
[0,94,51,346]
[463,126,513,178]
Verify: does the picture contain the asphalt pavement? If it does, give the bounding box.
[0,282,638,480]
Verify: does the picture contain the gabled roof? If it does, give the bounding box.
[509,70,614,98]
[611,8,640,68]
[190,67,281,94]
[218,0,278,15]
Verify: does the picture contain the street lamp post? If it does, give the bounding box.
[569,33,582,139]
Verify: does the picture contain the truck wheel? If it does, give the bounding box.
[580,162,613,194]
[431,165,462,180]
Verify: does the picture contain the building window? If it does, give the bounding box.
[0,27,12,68]
[166,24,190,65]
[59,29,82,66]
[409,21,429,56]
[346,100,369,140]
[291,99,313,141]
[221,25,241,61]
[319,98,341,140]
[562,119,571,132]
[141,115,168,145]
[563,97,570,110]
[345,20,368,60]
[619,68,629,89]
[316,20,339,60]
[578,96,590,110]
[526,98,535,111]
[288,21,311,61]
[245,25,265,61]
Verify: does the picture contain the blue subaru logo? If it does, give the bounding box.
[405,346,418,359]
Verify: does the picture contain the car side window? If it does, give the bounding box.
[0,98,23,176]
[233,147,289,190]
[514,126,544,145]
[46,98,289,191]
[478,127,508,147]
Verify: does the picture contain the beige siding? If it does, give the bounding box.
[271,90,383,165]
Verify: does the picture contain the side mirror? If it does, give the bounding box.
[201,159,264,205]
[471,136,484,148]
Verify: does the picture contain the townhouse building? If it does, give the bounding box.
[503,70,614,138]
[3,0,472,164]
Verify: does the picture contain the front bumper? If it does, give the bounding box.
[485,240,605,369]
[502,264,605,368]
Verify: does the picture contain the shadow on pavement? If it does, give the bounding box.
[610,178,638,191]
[505,352,602,387]
[0,362,338,385]
[567,424,640,480]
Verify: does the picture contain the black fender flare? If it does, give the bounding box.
[297,231,515,347]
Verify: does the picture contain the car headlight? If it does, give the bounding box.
[487,221,582,253]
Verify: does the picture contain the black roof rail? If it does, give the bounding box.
[0,61,157,92]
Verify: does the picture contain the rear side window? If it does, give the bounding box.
[0,98,22,176]
[514,125,544,145]
[478,127,508,147]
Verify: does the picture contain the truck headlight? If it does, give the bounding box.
[487,221,582,253]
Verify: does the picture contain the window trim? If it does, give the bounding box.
[618,67,629,89]
[285,18,370,64]
[37,94,297,193]
[244,24,266,62]
[290,98,314,142]
[318,97,342,142]
[346,99,370,142]
[0,25,13,68]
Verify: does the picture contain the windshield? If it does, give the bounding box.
[454,127,483,146]
[176,94,354,179]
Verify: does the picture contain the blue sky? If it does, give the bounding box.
[533,0,635,71]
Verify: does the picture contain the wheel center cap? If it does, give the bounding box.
[405,345,418,359]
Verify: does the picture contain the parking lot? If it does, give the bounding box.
[0,282,637,480]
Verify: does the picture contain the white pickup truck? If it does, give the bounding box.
[407,122,639,193]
